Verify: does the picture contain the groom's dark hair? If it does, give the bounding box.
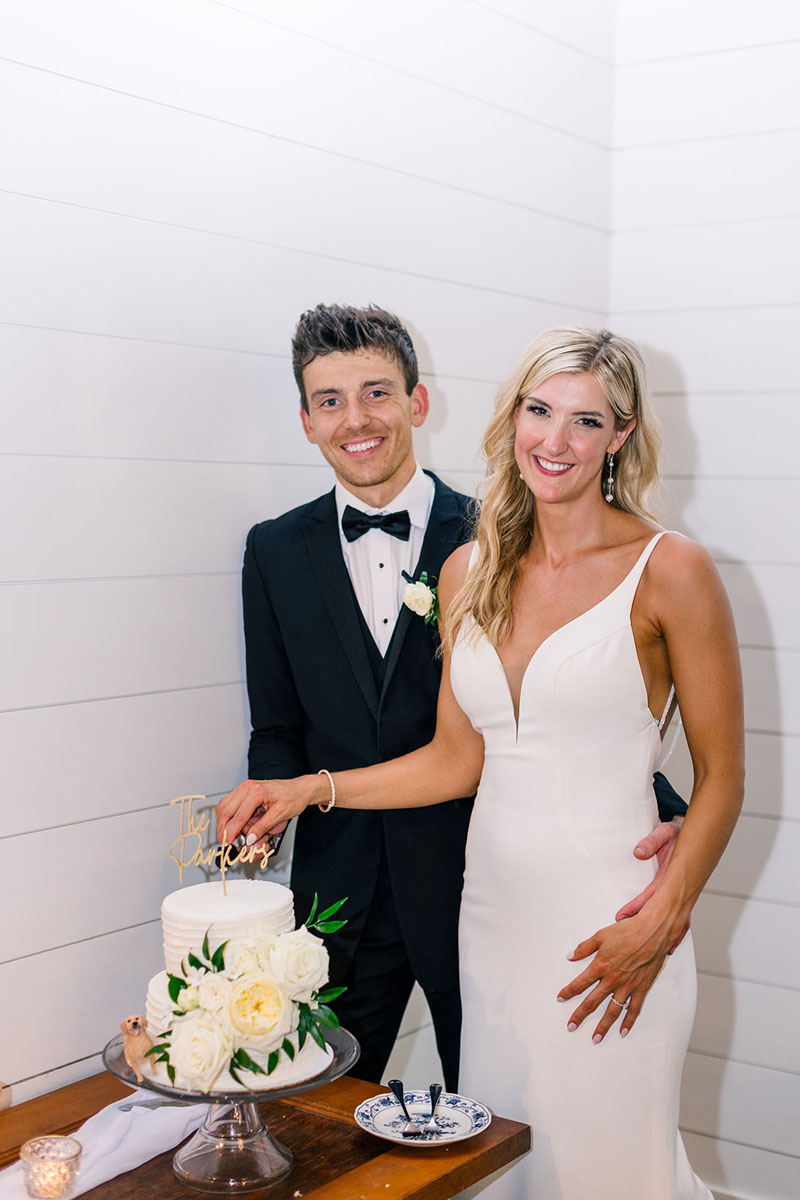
[292,303,419,411]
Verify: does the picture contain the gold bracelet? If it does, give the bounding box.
[316,768,336,812]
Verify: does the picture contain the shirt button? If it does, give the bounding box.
[383,618,389,624]
[378,562,384,569]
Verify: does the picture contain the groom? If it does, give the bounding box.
[216,303,685,1091]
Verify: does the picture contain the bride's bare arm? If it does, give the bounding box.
[215,543,484,844]
[558,534,744,1040]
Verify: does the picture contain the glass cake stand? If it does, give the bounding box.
[103,1027,359,1193]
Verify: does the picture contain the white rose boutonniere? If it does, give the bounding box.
[402,570,439,626]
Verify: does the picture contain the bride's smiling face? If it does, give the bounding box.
[513,371,634,504]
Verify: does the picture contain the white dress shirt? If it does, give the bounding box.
[335,465,435,656]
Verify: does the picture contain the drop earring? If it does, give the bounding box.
[604,452,615,503]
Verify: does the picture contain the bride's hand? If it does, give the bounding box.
[556,906,683,1042]
[215,776,320,845]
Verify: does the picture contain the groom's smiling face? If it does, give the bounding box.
[300,350,429,508]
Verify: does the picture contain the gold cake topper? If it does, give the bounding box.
[169,794,275,893]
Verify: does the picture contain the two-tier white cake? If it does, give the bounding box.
[145,879,334,1092]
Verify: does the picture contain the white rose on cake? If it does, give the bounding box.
[230,974,297,1051]
[169,1010,234,1093]
[254,931,278,969]
[197,973,233,1015]
[223,942,260,980]
[269,927,330,1003]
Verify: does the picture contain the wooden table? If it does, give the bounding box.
[0,1073,531,1198]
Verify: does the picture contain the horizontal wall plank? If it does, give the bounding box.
[611,219,800,311]
[617,0,800,62]
[716,562,800,651]
[1,685,248,838]
[1,325,494,469]
[692,892,800,990]
[0,924,163,1083]
[0,192,595,385]
[740,647,800,739]
[660,394,800,479]
[2,453,483,581]
[616,43,800,145]
[681,1051,799,1157]
[742,730,800,820]
[178,0,614,146]
[709,812,800,906]
[0,575,243,711]
[656,726,798,823]
[474,0,615,62]
[0,325,311,464]
[683,1130,800,1200]
[692,973,800,1073]
[661,478,800,566]
[2,2,610,227]
[0,803,249,962]
[10,1054,104,1109]
[614,132,800,229]
[618,309,800,395]
[2,458,326,580]
[0,61,608,307]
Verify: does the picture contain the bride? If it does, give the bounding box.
[218,326,743,1198]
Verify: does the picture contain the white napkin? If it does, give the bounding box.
[0,1089,206,1198]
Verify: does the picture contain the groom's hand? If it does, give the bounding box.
[616,816,689,953]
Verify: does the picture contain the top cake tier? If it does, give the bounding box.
[162,879,295,974]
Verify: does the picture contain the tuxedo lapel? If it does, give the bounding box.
[302,493,380,719]
[381,474,469,699]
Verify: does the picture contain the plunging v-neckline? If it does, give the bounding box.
[489,534,662,738]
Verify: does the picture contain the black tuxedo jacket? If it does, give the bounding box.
[243,472,475,993]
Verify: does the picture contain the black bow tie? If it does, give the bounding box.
[341,505,411,543]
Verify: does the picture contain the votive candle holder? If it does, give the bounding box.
[19,1136,82,1199]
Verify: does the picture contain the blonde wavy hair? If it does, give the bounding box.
[445,325,662,652]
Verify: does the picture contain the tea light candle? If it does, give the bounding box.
[19,1136,82,1199]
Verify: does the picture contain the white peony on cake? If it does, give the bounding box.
[144,879,343,1093]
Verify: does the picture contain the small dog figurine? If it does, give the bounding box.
[120,1015,155,1083]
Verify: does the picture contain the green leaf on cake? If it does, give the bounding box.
[229,1059,244,1086]
[297,1004,309,1050]
[282,1037,295,1060]
[313,1003,340,1029]
[202,930,211,962]
[316,986,347,1003]
[168,974,189,1003]
[232,1049,266,1077]
[145,1042,169,1058]
[187,952,206,972]
[316,897,348,922]
[267,1050,279,1074]
[304,893,319,927]
[210,940,229,972]
[308,1019,326,1050]
[166,1063,176,1084]
[314,919,347,933]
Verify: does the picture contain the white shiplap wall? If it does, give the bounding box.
[0,0,613,1105]
[4,8,794,1198]
[612,4,800,1198]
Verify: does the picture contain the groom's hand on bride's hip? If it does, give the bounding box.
[615,817,690,952]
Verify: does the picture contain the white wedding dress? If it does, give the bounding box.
[450,533,711,1199]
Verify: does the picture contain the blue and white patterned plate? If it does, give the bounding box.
[354,1090,492,1145]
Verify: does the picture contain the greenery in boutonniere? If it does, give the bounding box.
[401,570,439,626]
